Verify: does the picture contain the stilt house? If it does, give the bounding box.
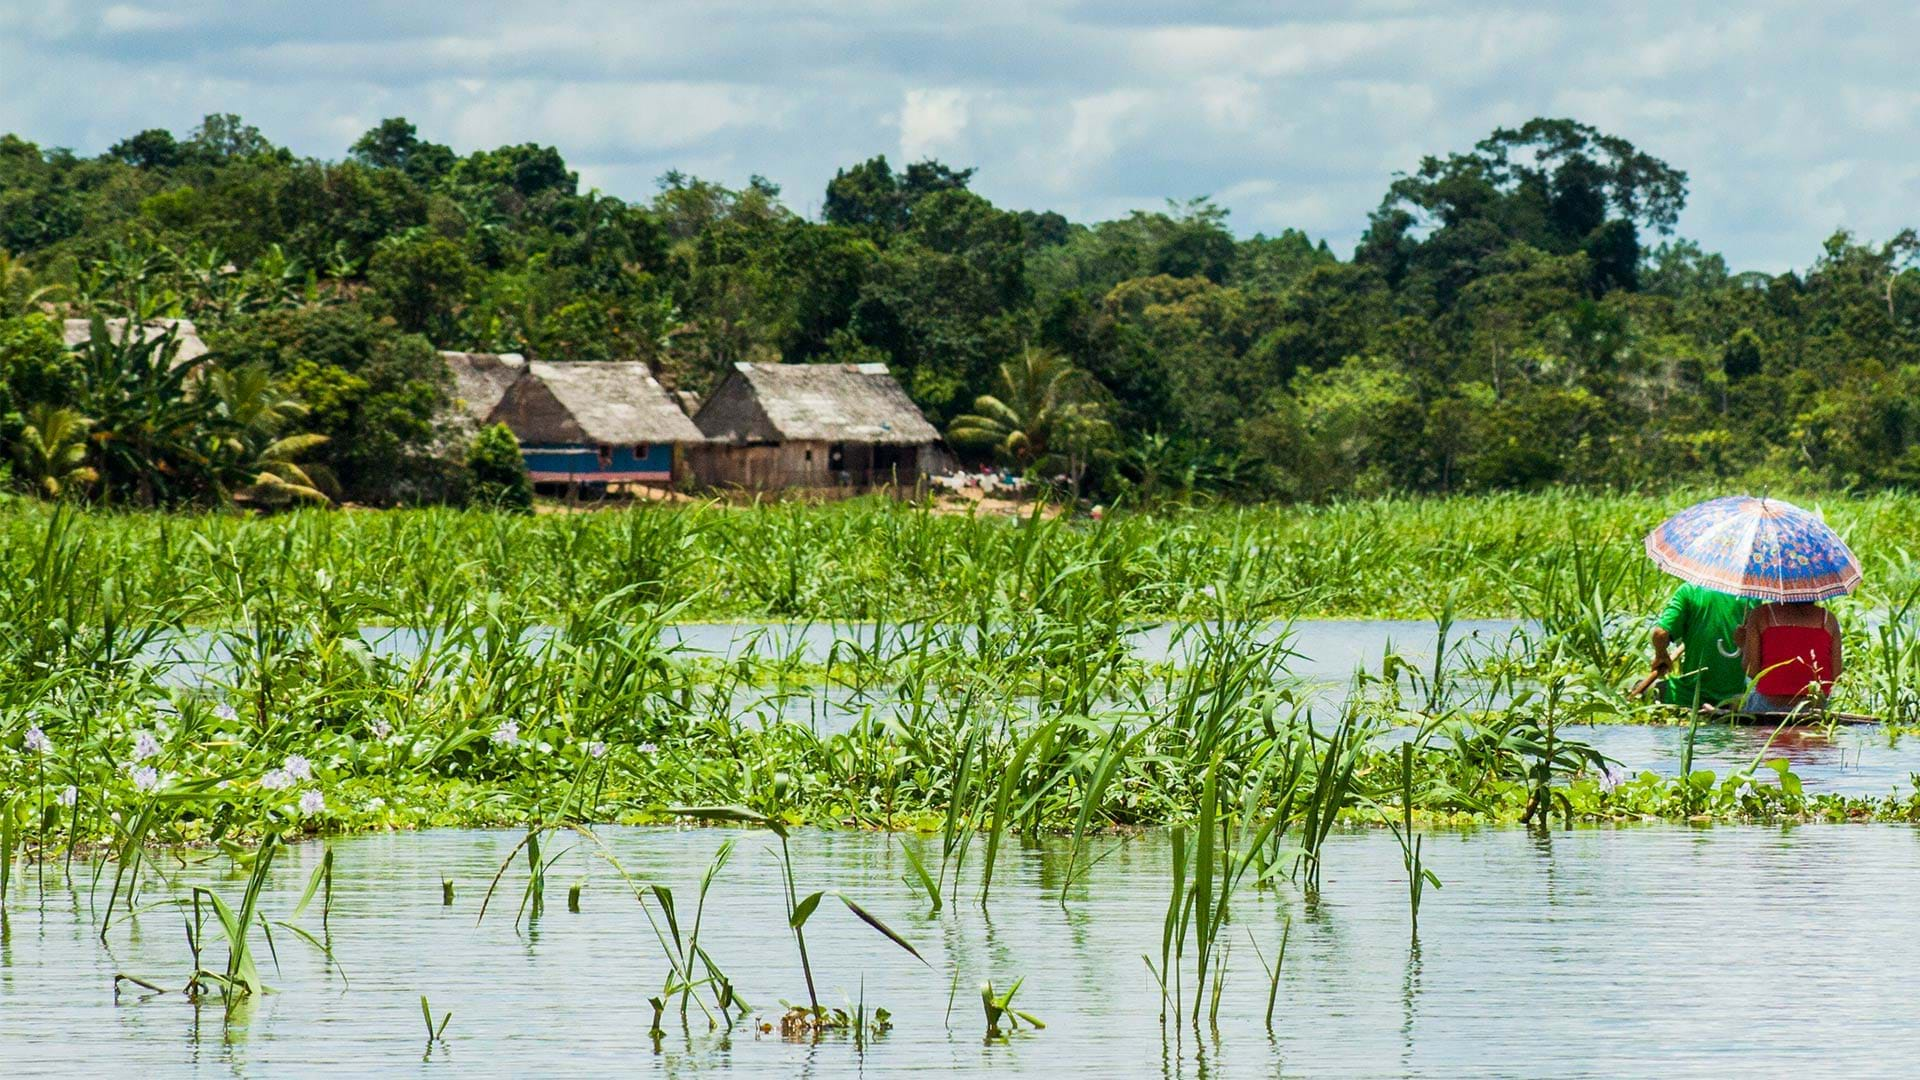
[487,361,706,487]
[688,362,941,491]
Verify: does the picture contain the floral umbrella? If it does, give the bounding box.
[1644,495,1861,602]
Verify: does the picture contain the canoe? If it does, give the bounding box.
[1705,707,1878,727]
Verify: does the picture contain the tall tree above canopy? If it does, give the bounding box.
[184,113,284,164]
[823,156,975,234]
[1358,118,1687,300]
[350,117,456,184]
[107,128,183,170]
[449,143,576,201]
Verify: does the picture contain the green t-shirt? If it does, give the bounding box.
[1656,584,1759,706]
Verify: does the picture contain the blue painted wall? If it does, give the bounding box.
[523,443,674,479]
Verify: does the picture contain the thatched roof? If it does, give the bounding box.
[63,318,209,366]
[441,351,527,424]
[491,361,706,445]
[695,362,939,446]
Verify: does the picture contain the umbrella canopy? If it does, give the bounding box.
[1645,495,1861,602]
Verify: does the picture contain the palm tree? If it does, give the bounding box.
[948,348,1115,485]
[237,432,333,506]
[13,404,98,499]
[0,249,62,313]
[205,364,334,506]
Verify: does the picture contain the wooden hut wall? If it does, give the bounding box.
[689,440,834,490]
[690,440,940,493]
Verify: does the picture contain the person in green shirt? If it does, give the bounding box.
[1651,583,1760,707]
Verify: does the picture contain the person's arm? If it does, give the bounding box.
[1652,588,1689,674]
[1651,626,1674,674]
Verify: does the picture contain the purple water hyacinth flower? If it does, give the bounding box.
[132,731,161,761]
[491,721,519,747]
[214,702,238,722]
[284,754,313,781]
[58,785,77,807]
[23,726,49,753]
[1600,764,1628,792]
[260,769,294,791]
[588,741,608,759]
[132,766,162,792]
[299,790,325,815]
[638,741,659,755]
[371,718,392,738]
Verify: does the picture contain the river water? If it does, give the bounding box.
[142,618,1529,686]
[7,824,1920,1076]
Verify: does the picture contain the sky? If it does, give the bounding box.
[3,1,1917,271]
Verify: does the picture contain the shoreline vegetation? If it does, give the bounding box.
[4,489,1918,623]
[4,494,1920,864]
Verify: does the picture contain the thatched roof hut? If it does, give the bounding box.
[693,362,940,446]
[440,351,527,426]
[492,361,706,446]
[688,362,940,491]
[63,318,209,366]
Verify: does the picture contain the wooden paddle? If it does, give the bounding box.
[1629,657,1672,700]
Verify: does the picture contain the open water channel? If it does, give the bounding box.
[8,825,1920,1076]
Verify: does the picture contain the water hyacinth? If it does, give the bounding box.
[58,786,77,807]
[371,718,393,739]
[214,702,238,722]
[491,721,519,747]
[260,769,295,791]
[588,741,608,759]
[131,730,161,761]
[299,790,326,815]
[23,725,49,753]
[284,754,313,781]
[639,741,659,755]
[131,766,162,793]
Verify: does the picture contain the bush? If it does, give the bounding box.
[465,423,532,511]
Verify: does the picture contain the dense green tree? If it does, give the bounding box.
[184,113,284,165]
[1358,117,1686,307]
[107,129,183,170]
[350,117,456,184]
[212,307,448,502]
[367,232,472,337]
[823,156,974,235]
[5,112,1920,505]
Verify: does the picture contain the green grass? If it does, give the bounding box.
[6,490,1917,626]
[4,491,1920,868]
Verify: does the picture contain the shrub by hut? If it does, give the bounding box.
[688,362,941,491]
[487,361,705,490]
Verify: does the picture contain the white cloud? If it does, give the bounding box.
[1060,90,1149,182]
[897,88,969,162]
[5,1,1920,270]
[98,4,190,33]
